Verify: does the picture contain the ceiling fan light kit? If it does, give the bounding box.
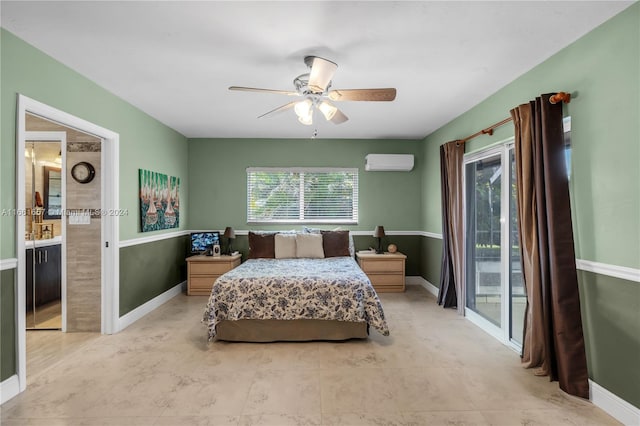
[306,56,337,93]
[294,98,314,125]
[229,56,397,127]
[298,110,313,126]
[318,101,337,121]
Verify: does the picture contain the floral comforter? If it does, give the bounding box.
[202,257,389,340]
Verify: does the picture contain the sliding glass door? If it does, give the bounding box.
[465,152,503,328]
[463,118,569,348]
[464,144,522,347]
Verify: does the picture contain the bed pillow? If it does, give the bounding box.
[295,233,325,258]
[321,230,351,258]
[248,231,275,259]
[304,226,355,256]
[274,233,297,259]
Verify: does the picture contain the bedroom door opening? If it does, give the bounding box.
[16,94,120,395]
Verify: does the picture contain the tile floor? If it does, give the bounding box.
[1,285,620,425]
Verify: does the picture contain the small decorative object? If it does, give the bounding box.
[388,243,398,253]
[374,225,386,254]
[42,225,52,240]
[212,244,221,257]
[71,161,96,184]
[30,207,44,223]
[34,191,43,207]
[224,226,236,255]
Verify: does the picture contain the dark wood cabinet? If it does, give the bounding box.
[25,244,61,311]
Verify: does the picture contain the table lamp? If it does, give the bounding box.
[374,226,386,254]
[223,226,236,254]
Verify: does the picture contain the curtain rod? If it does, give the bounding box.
[458,92,571,144]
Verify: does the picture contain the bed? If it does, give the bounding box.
[202,256,390,342]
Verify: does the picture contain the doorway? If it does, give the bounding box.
[24,133,66,331]
[462,117,570,349]
[16,95,120,393]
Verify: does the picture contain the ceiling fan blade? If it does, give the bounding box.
[257,101,297,119]
[328,88,397,102]
[229,86,299,96]
[330,108,349,125]
[306,56,337,93]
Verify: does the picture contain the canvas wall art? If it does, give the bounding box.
[139,169,180,232]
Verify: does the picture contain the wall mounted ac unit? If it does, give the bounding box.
[365,154,414,171]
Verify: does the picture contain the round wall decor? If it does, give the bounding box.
[71,161,95,184]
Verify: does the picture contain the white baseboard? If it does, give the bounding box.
[117,281,185,331]
[405,275,439,297]
[590,380,640,426]
[0,374,20,404]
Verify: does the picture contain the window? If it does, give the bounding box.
[247,167,358,224]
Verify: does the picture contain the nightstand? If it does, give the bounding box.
[186,254,241,296]
[356,251,406,292]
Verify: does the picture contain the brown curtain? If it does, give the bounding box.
[510,94,589,398]
[438,141,465,314]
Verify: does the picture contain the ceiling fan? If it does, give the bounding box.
[229,56,396,126]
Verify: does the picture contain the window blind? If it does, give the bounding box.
[247,167,358,224]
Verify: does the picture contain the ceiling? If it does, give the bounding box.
[1,1,633,140]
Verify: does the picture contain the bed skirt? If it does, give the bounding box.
[214,319,369,342]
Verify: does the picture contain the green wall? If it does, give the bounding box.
[420,236,442,286]
[421,4,639,408]
[119,236,189,316]
[578,271,640,408]
[1,269,16,381]
[187,138,423,232]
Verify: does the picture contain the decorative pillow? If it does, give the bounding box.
[321,230,350,258]
[248,231,275,259]
[295,233,325,258]
[304,226,355,256]
[274,233,297,259]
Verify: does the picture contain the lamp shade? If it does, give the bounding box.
[374,226,386,238]
[297,112,313,126]
[318,101,337,120]
[294,99,312,118]
[223,227,235,239]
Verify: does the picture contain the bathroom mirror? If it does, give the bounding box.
[43,166,62,219]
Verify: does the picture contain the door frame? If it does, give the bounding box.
[24,131,67,332]
[15,94,120,392]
